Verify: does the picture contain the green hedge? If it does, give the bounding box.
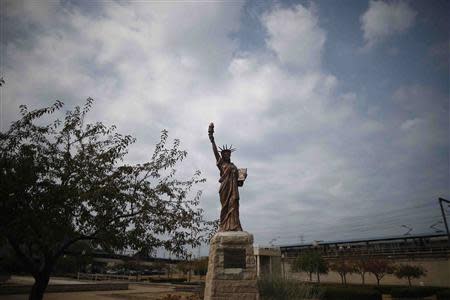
[258,277,323,300]
[374,285,398,295]
[390,287,441,298]
[437,289,450,300]
[257,278,448,300]
[146,278,186,283]
[322,286,381,300]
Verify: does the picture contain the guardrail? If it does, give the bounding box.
[76,273,195,282]
[77,272,138,281]
[284,246,450,259]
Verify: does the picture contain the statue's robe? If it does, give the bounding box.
[217,160,243,231]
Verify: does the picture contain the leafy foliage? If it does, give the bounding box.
[192,257,208,276]
[329,257,354,285]
[53,241,93,275]
[291,252,328,282]
[176,260,192,275]
[322,285,381,300]
[437,289,450,300]
[158,295,201,300]
[365,258,394,286]
[394,264,427,287]
[390,287,438,298]
[0,99,214,299]
[258,276,323,300]
[350,256,369,285]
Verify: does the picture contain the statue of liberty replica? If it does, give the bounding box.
[208,122,247,232]
[204,122,258,300]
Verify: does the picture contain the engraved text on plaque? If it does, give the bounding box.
[223,248,246,269]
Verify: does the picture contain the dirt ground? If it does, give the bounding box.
[0,283,198,300]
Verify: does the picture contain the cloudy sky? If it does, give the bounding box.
[1,0,448,255]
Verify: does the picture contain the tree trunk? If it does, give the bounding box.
[361,273,365,285]
[29,272,50,300]
[340,274,344,285]
[343,274,347,285]
[309,272,312,282]
[408,277,411,287]
[317,272,320,283]
[376,276,380,286]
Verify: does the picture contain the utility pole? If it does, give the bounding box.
[438,198,450,244]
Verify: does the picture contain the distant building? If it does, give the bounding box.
[253,246,281,277]
[279,233,450,287]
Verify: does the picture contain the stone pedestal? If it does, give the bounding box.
[204,231,259,300]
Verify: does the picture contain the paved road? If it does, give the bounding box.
[0,284,196,300]
[7,276,92,285]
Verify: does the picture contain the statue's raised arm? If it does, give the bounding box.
[208,123,221,163]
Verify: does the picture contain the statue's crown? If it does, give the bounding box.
[219,144,236,153]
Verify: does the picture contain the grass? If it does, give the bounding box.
[258,276,324,300]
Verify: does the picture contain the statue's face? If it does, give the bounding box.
[222,151,231,162]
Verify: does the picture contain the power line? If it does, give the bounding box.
[264,202,441,233]
[252,213,442,237]
[258,216,444,244]
[252,199,446,245]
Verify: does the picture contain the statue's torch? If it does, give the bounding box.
[208,122,214,142]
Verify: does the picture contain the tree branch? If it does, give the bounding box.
[7,235,38,277]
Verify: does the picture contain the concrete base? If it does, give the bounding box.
[204,231,259,300]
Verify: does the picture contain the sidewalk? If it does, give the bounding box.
[0,277,198,300]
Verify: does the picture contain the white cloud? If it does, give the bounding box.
[262,4,326,70]
[361,0,417,49]
[393,85,448,149]
[400,118,423,130]
[427,41,450,69]
[2,1,446,248]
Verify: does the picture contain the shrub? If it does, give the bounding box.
[350,257,370,285]
[390,287,441,298]
[394,265,427,287]
[258,276,323,300]
[322,286,381,300]
[437,289,450,300]
[329,258,353,285]
[292,252,328,282]
[374,284,397,295]
[148,278,186,283]
[192,257,208,276]
[366,258,394,286]
[158,295,201,300]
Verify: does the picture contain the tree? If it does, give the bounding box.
[0,99,215,300]
[192,257,208,276]
[394,264,426,287]
[176,260,192,275]
[151,260,170,278]
[53,241,93,275]
[330,257,353,285]
[366,258,394,286]
[351,256,369,285]
[291,252,327,282]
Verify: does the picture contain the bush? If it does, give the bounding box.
[192,258,208,276]
[394,265,427,287]
[322,286,381,300]
[437,289,450,300]
[258,276,323,300]
[390,287,439,298]
[147,278,186,283]
[374,285,397,295]
[158,295,200,300]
